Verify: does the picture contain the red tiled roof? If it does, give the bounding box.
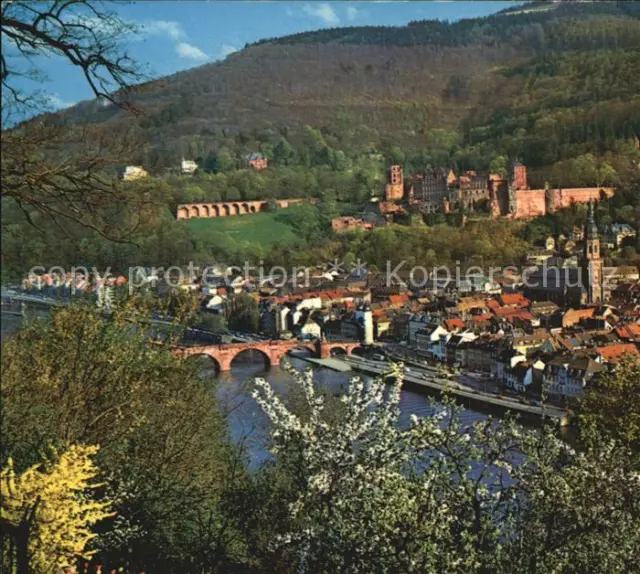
[595,343,639,363]
[564,308,597,320]
[389,294,410,307]
[615,324,640,341]
[499,293,530,308]
[493,306,523,317]
[444,318,464,331]
[507,311,535,322]
[472,313,493,324]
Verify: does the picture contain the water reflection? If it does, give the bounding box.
[208,355,489,469]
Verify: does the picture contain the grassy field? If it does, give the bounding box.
[186,208,300,247]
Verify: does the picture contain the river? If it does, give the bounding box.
[1,309,490,467]
[210,352,489,468]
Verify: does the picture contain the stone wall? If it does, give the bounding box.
[511,187,615,219]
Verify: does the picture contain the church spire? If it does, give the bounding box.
[585,200,598,240]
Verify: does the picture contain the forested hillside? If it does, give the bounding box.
[3,1,640,278]
[51,0,640,182]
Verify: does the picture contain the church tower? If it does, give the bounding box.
[581,201,603,304]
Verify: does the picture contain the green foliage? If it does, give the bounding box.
[0,301,245,572]
[227,293,259,333]
[577,356,640,454]
[249,363,640,573]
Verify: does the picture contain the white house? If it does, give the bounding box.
[415,324,449,360]
[544,355,602,399]
[181,158,198,175]
[496,348,527,381]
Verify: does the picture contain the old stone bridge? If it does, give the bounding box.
[176,198,314,220]
[176,339,363,371]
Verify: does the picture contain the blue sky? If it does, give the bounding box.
[5,1,520,112]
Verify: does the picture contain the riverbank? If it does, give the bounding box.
[291,351,568,426]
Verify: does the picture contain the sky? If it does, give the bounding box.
[3,1,521,114]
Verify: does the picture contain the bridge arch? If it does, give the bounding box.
[286,344,316,357]
[185,353,221,374]
[230,347,271,370]
[241,202,250,214]
[178,206,189,220]
[329,346,349,357]
[211,205,220,217]
[231,203,240,215]
[250,204,257,213]
[222,204,230,216]
[190,205,200,218]
[201,205,210,217]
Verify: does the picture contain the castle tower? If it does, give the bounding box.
[385,165,404,201]
[581,201,603,304]
[512,159,528,190]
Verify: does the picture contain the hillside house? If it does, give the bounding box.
[246,153,268,170]
[181,159,198,175]
[122,165,149,181]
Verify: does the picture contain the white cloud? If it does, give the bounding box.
[44,94,76,110]
[176,42,208,61]
[346,6,358,21]
[143,20,184,40]
[219,44,237,59]
[304,3,340,26]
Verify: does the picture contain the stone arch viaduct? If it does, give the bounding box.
[176,198,313,221]
[176,339,362,371]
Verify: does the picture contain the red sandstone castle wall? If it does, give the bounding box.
[552,187,614,210]
[515,190,546,218]
[512,187,615,219]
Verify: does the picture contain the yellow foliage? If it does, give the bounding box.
[1,444,114,573]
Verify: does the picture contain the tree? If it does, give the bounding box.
[200,153,221,174]
[289,203,321,243]
[1,445,113,574]
[318,191,340,230]
[274,138,295,166]
[1,1,145,240]
[227,293,259,333]
[490,155,508,178]
[1,300,244,572]
[251,363,640,573]
[577,355,640,453]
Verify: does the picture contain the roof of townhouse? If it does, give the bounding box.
[595,343,639,363]
[444,318,465,331]
[456,297,489,312]
[493,306,526,317]
[472,313,494,325]
[546,354,603,374]
[615,323,640,341]
[563,307,598,322]
[389,293,411,307]
[499,293,530,307]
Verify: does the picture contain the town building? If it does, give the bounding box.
[603,223,636,249]
[331,216,376,233]
[122,165,149,181]
[246,153,268,170]
[181,158,198,175]
[544,355,603,399]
